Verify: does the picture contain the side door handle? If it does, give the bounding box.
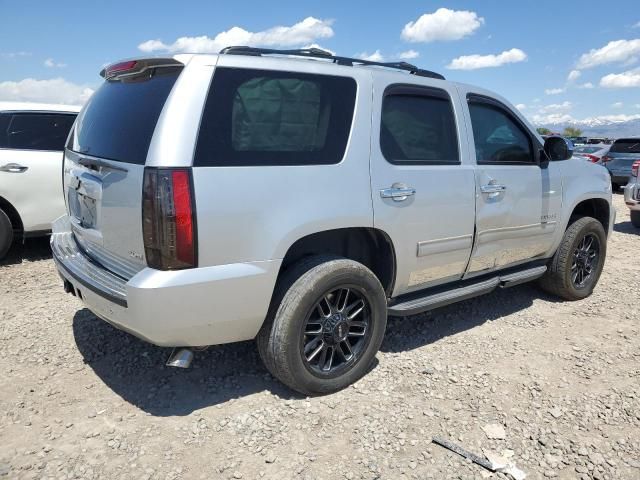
[480,183,507,196]
[380,183,416,202]
[0,163,29,173]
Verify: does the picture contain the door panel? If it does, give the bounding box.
[460,90,562,276]
[0,149,65,231]
[370,78,476,296]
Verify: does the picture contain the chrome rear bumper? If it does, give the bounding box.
[51,217,127,306]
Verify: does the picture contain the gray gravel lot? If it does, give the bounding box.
[1,193,639,480]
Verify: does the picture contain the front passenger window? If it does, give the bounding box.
[469,102,533,164]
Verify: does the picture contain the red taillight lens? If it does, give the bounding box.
[585,154,599,163]
[601,155,611,163]
[632,160,640,177]
[142,168,197,270]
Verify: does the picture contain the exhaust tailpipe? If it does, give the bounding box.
[166,348,194,368]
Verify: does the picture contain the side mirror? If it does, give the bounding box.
[543,136,573,161]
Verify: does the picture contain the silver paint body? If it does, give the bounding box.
[51,54,614,347]
[624,172,640,213]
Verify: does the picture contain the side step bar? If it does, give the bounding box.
[388,265,547,317]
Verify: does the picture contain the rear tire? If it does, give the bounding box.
[538,216,606,300]
[0,208,14,260]
[257,255,387,396]
[631,210,640,228]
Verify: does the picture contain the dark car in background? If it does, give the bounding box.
[602,138,640,190]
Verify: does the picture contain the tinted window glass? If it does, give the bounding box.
[3,113,75,151]
[0,114,10,147]
[194,68,357,166]
[469,103,533,164]
[72,67,181,164]
[381,92,458,164]
[610,139,640,153]
[574,146,602,154]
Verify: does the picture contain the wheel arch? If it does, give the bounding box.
[277,227,397,297]
[568,197,611,236]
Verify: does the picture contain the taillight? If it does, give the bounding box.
[585,154,599,163]
[104,60,137,79]
[142,168,197,270]
[601,155,611,163]
[632,160,640,177]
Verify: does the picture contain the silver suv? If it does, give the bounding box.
[52,47,614,395]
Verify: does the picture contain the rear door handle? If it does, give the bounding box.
[480,184,507,194]
[380,184,416,202]
[0,163,29,173]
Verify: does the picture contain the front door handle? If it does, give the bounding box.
[0,163,29,173]
[380,183,416,202]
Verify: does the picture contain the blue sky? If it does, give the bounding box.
[1,0,639,125]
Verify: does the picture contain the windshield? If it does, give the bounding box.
[71,67,181,164]
[610,139,640,154]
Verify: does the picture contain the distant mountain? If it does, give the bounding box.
[536,117,640,138]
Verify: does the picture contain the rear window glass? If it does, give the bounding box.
[1,113,76,151]
[574,146,601,154]
[71,67,181,164]
[610,139,640,153]
[194,68,357,166]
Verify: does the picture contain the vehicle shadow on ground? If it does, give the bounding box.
[381,283,553,353]
[73,282,551,416]
[613,221,639,235]
[0,237,52,267]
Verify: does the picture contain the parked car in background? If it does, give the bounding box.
[602,137,640,190]
[573,144,610,164]
[568,136,587,146]
[0,102,79,259]
[623,160,640,227]
[51,48,612,395]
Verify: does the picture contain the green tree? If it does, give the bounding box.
[563,126,582,137]
[536,127,551,135]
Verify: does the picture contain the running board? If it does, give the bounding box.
[388,265,547,316]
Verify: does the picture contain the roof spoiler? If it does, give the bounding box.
[100,57,184,80]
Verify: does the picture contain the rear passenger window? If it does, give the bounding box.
[468,101,534,164]
[2,113,76,151]
[380,87,459,164]
[194,68,357,166]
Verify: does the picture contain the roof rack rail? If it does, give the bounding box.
[219,46,445,80]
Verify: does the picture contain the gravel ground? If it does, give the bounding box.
[1,193,639,480]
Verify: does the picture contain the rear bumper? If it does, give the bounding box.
[624,181,640,211]
[611,174,630,185]
[51,216,280,347]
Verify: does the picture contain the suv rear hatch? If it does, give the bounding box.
[605,138,640,176]
[64,59,183,279]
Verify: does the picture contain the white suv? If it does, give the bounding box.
[0,102,79,258]
[51,48,613,395]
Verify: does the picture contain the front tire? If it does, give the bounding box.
[631,210,640,228]
[539,216,606,300]
[0,208,14,260]
[257,256,387,396]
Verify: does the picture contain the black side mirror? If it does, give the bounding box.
[543,136,573,161]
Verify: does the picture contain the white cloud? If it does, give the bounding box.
[515,104,527,111]
[600,68,640,88]
[138,17,334,53]
[357,50,384,62]
[531,113,575,124]
[537,101,572,114]
[399,49,419,60]
[0,78,94,105]
[576,39,640,69]
[401,8,484,43]
[1,51,31,59]
[636,103,640,108]
[446,48,526,70]
[578,82,595,89]
[634,21,640,28]
[530,112,640,125]
[611,101,624,108]
[44,58,67,68]
[567,69,581,82]
[544,87,565,95]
